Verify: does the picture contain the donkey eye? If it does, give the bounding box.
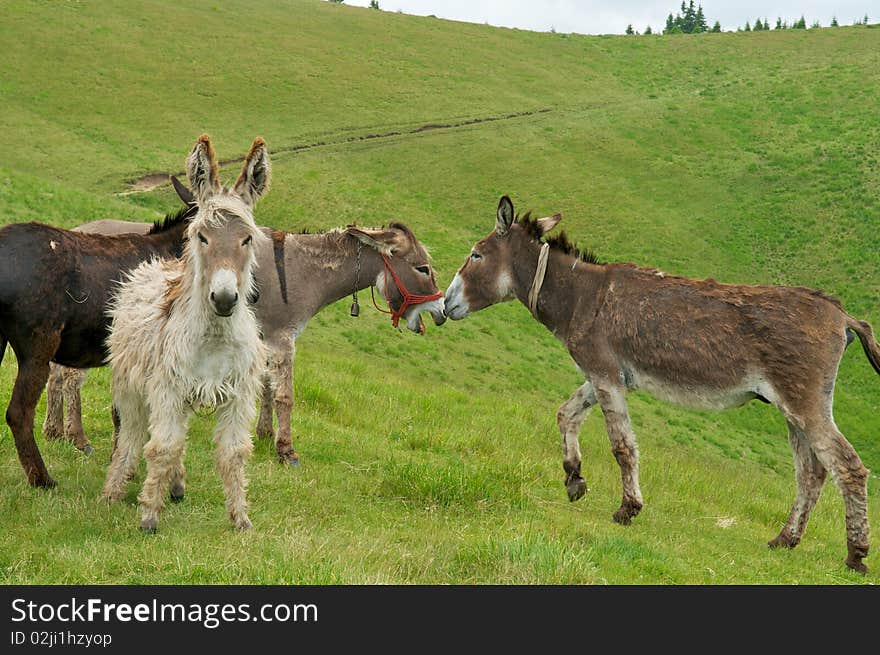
[470,251,482,261]
[197,232,208,245]
[242,235,253,247]
[415,265,430,275]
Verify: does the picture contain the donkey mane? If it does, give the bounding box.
[148,204,197,235]
[300,221,415,237]
[517,211,601,264]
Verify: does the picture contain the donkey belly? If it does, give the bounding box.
[626,367,763,411]
[53,322,112,368]
[53,341,107,369]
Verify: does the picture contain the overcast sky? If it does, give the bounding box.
[341,1,878,34]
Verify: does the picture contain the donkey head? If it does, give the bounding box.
[445,196,561,319]
[346,223,446,332]
[185,134,270,317]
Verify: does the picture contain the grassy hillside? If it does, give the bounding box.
[0,0,878,583]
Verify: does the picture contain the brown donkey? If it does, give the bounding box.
[444,196,880,573]
[0,205,193,487]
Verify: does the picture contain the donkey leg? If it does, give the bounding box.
[594,381,643,525]
[7,334,60,487]
[168,447,187,503]
[138,409,188,532]
[62,367,92,454]
[769,421,827,549]
[110,405,121,460]
[42,363,65,441]
[802,418,870,573]
[557,380,597,502]
[271,342,299,466]
[255,373,275,441]
[102,392,149,502]
[215,401,255,530]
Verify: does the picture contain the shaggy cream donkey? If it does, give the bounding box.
[102,134,270,532]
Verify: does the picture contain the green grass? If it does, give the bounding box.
[0,0,878,584]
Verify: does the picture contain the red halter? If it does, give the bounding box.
[370,253,443,332]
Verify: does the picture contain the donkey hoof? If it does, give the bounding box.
[612,501,642,525]
[566,478,587,502]
[80,444,95,456]
[845,558,868,575]
[139,519,158,534]
[43,427,64,441]
[279,451,300,467]
[169,487,185,503]
[846,543,869,574]
[235,517,253,531]
[768,533,798,549]
[33,475,57,489]
[846,557,868,575]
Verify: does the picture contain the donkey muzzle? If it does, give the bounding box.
[209,268,241,317]
[210,289,238,317]
[443,274,468,320]
[431,298,447,326]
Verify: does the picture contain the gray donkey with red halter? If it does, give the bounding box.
[444,195,880,573]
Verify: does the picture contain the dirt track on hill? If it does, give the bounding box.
[121,108,552,194]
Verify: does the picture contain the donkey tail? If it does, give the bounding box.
[847,317,880,377]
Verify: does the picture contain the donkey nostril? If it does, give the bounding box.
[233,292,239,302]
[210,292,216,301]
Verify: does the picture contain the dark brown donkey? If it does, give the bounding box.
[444,196,880,573]
[0,205,194,487]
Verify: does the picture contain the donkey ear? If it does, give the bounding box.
[495,195,515,235]
[536,213,562,235]
[186,134,220,201]
[345,226,400,256]
[234,137,271,207]
[170,175,196,206]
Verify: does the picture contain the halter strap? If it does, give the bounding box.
[372,253,444,332]
[528,243,550,317]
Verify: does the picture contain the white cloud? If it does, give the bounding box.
[341,0,878,34]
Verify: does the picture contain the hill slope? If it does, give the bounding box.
[0,0,878,583]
